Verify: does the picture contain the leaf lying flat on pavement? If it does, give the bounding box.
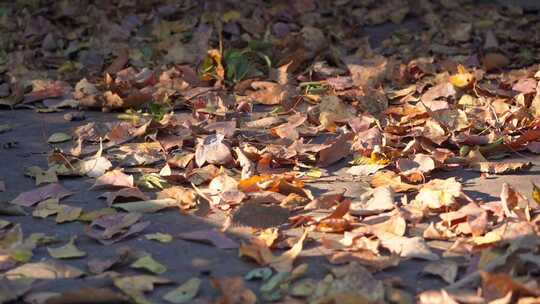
[47,132,71,143]
[91,169,134,189]
[101,187,149,205]
[11,183,73,207]
[239,230,308,273]
[211,276,257,304]
[85,212,149,245]
[130,254,167,274]
[162,277,201,304]
[112,198,178,213]
[375,231,439,261]
[114,274,172,304]
[176,229,238,249]
[25,166,58,186]
[5,260,84,279]
[47,236,86,259]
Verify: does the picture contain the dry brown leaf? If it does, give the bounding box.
[371,170,417,192]
[483,53,510,71]
[157,186,197,210]
[480,271,540,301]
[92,170,134,190]
[248,81,294,105]
[422,260,458,283]
[375,231,439,261]
[317,134,352,167]
[11,183,72,207]
[239,230,308,273]
[211,276,257,304]
[500,183,533,220]
[345,55,388,88]
[414,178,462,209]
[271,114,307,140]
[194,134,233,167]
[101,188,149,205]
[421,82,456,104]
[350,186,395,216]
[418,289,459,304]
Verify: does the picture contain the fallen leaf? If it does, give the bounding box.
[25,166,58,185]
[163,278,201,304]
[0,278,34,303]
[33,287,128,304]
[76,153,112,178]
[418,289,459,304]
[211,276,257,304]
[350,186,395,216]
[131,254,167,274]
[375,231,439,260]
[157,186,197,210]
[415,178,462,209]
[47,237,86,259]
[271,114,307,140]
[248,81,293,105]
[55,205,83,223]
[466,149,532,174]
[114,275,172,304]
[47,132,71,143]
[113,198,178,213]
[145,233,173,243]
[240,230,308,273]
[480,271,540,301]
[371,170,417,192]
[92,169,134,189]
[195,134,233,167]
[422,260,458,283]
[176,229,238,249]
[11,183,72,207]
[320,262,385,303]
[101,187,149,205]
[346,164,387,176]
[317,134,352,167]
[483,53,510,71]
[5,260,84,279]
[346,55,388,88]
[244,267,273,281]
[85,213,149,245]
[449,65,474,88]
[78,207,117,222]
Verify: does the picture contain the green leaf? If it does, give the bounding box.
[78,207,117,222]
[0,219,10,229]
[224,49,249,82]
[47,132,71,143]
[290,279,316,297]
[260,272,290,293]
[9,247,33,262]
[148,103,166,121]
[245,267,273,281]
[162,278,201,304]
[145,233,173,243]
[131,254,167,274]
[47,237,86,259]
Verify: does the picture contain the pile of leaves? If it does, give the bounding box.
[1,0,540,303]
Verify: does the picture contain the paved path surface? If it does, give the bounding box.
[1,109,539,303]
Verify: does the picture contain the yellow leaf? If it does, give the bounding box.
[449,65,474,88]
[221,10,241,23]
[532,182,540,205]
